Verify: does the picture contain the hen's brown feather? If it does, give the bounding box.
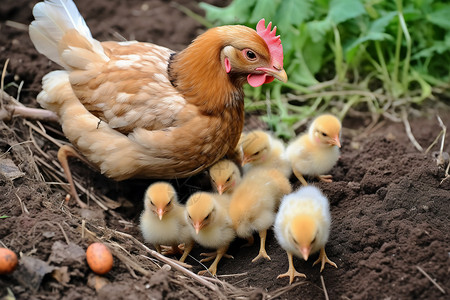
[30,1,284,181]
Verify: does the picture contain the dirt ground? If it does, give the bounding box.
[1,1,449,299]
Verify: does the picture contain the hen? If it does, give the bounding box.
[29,0,287,207]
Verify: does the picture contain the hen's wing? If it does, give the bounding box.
[62,35,185,134]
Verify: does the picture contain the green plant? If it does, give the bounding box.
[200,0,450,138]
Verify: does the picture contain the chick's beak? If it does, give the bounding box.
[256,66,288,83]
[331,136,341,148]
[299,246,311,261]
[216,184,225,195]
[241,155,251,166]
[157,208,164,220]
[193,221,203,234]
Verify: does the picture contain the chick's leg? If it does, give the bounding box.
[161,244,184,256]
[58,145,87,208]
[179,241,195,263]
[277,252,306,284]
[318,175,333,183]
[293,168,308,186]
[199,251,233,262]
[252,230,271,262]
[241,235,254,248]
[313,247,337,272]
[198,246,229,276]
[154,244,162,254]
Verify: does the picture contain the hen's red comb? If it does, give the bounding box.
[256,19,283,67]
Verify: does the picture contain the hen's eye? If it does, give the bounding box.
[246,50,257,60]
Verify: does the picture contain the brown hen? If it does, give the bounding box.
[29,0,287,206]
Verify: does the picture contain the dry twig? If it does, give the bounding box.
[320,275,330,300]
[401,109,423,152]
[416,266,446,294]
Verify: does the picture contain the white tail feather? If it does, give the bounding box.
[29,0,106,69]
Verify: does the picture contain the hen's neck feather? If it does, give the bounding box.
[169,28,245,115]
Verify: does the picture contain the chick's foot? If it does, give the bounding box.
[318,174,333,183]
[277,252,306,284]
[313,247,337,272]
[198,246,230,276]
[293,169,308,186]
[160,244,184,256]
[252,230,271,262]
[179,242,194,263]
[199,251,233,263]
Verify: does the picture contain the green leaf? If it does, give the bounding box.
[370,11,397,33]
[427,5,450,29]
[329,0,366,24]
[307,19,332,43]
[249,0,281,23]
[199,0,256,24]
[274,0,313,30]
[0,215,10,219]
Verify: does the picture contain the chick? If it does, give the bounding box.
[274,185,337,284]
[229,168,292,262]
[140,182,194,262]
[209,159,242,195]
[185,192,235,276]
[286,114,341,186]
[241,130,291,177]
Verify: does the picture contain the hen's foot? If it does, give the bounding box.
[58,145,88,208]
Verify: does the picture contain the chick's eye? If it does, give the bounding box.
[205,213,211,220]
[312,237,316,244]
[253,151,260,156]
[245,50,257,61]
[321,132,327,137]
[226,177,231,183]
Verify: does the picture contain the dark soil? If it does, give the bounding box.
[1,1,449,299]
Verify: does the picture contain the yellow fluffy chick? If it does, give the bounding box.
[286,114,341,186]
[274,185,337,284]
[140,182,194,262]
[241,130,291,177]
[185,192,235,276]
[209,159,242,195]
[229,168,292,262]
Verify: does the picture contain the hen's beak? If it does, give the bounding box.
[256,67,288,82]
